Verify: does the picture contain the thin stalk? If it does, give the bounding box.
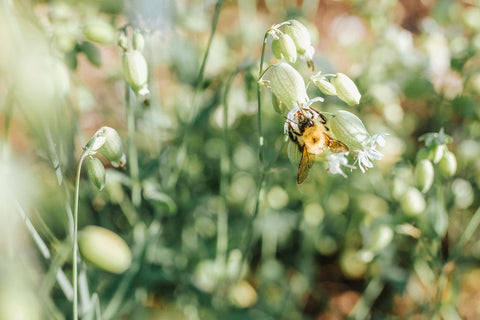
[166,0,225,190]
[452,205,480,258]
[256,31,269,164]
[235,137,287,281]
[216,70,237,268]
[73,152,87,320]
[125,84,141,208]
[349,278,384,320]
[235,30,286,278]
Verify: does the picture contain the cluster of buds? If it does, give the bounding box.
[398,130,457,217]
[259,19,386,182]
[84,126,126,191]
[268,20,315,67]
[119,30,150,104]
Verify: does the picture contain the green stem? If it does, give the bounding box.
[73,152,87,320]
[126,84,141,208]
[256,31,269,165]
[452,205,480,258]
[235,137,287,281]
[234,30,286,280]
[216,70,237,268]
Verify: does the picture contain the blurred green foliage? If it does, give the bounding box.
[1,0,480,319]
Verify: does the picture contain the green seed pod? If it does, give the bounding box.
[285,19,311,55]
[78,226,132,274]
[431,144,445,164]
[439,151,457,177]
[122,50,148,91]
[415,147,430,163]
[86,157,106,191]
[415,159,434,193]
[401,187,426,216]
[80,41,102,67]
[132,31,145,52]
[340,249,367,279]
[54,30,77,52]
[271,38,283,60]
[117,32,128,51]
[268,62,308,109]
[278,34,297,64]
[331,73,361,106]
[330,110,370,150]
[368,225,394,253]
[313,77,337,96]
[83,20,116,45]
[97,126,125,167]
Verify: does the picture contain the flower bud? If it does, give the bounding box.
[431,144,445,164]
[401,187,426,216]
[439,151,457,177]
[117,32,128,51]
[122,50,148,91]
[83,20,116,45]
[329,110,370,150]
[78,226,132,274]
[340,249,367,279]
[278,34,297,64]
[331,73,361,106]
[97,126,125,167]
[228,280,258,308]
[415,159,434,193]
[132,31,145,52]
[368,225,394,252]
[268,62,308,109]
[285,20,311,55]
[86,157,106,191]
[271,38,283,60]
[312,76,337,96]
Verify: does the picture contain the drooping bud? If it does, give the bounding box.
[278,34,297,64]
[78,226,132,274]
[132,31,145,52]
[439,151,457,177]
[329,110,370,150]
[271,38,283,60]
[83,20,116,45]
[285,19,312,55]
[268,62,308,109]
[401,187,426,216]
[86,157,106,191]
[331,73,361,106]
[117,32,128,51]
[312,76,337,96]
[431,144,445,164]
[415,159,434,193]
[122,50,148,92]
[97,126,125,167]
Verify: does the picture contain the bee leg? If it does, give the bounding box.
[319,113,327,124]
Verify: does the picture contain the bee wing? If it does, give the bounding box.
[325,133,349,153]
[297,146,314,184]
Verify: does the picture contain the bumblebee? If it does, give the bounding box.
[285,107,348,184]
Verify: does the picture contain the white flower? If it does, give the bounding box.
[327,152,354,177]
[354,133,388,173]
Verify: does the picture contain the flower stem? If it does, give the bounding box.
[73,152,87,320]
[125,84,141,208]
[256,31,269,165]
[166,0,225,190]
